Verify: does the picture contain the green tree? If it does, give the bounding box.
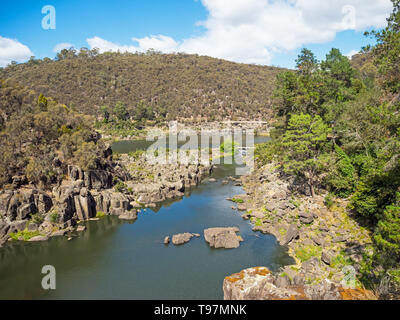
[114,101,128,121]
[321,49,354,84]
[367,0,400,93]
[296,48,318,75]
[281,113,331,197]
[37,93,48,111]
[100,105,110,123]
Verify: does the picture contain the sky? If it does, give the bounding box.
[0,0,394,69]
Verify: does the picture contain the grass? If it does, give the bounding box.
[96,211,106,218]
[331,252,353,269]
[255,218,263,227]
[231,198,244,204]
[295,245,323,263]
[9,229,42,241]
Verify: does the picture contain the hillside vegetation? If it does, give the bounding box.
[256,0,400,297]
[0,80,107,188]
[0,51,282,122]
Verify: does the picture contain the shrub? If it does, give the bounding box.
[9,230,41,241]
[114,181,127,193]
[295,245,322,263]
[50,212,59,223]
[96,211,106,218]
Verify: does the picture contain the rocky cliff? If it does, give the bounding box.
[224,163,376,300]
[0,149,212,247]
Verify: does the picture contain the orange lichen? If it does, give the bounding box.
[225,271,245,283]
[339,288,376,300]
[249,267,271,277]
[225,267,270,284]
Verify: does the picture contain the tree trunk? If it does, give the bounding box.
[308,175,315,198]
[310,183,315,198]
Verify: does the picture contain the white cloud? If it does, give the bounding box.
[86,0,393,65]
[346,49,359,59]
[0,36,33,67]
[87,35,179,54]
[53,43,75,53]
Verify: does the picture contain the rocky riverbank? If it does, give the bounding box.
[224,163,376,300]
[0,148,213,247]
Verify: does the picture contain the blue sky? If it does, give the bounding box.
[0,0,394,68]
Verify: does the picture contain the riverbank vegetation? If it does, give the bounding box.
[0,80,107,189]
[255,0,400,297]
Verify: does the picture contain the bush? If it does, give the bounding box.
[31,213,44,225]
[50,211,59,223]
[324,193,335,209]
[114,181,127,193]
[9,230,41,241]
[96,211,106,218]
[295,245,322,263]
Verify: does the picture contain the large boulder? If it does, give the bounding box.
[0,189,52,222]
[68,165,113,190]
[171,233,196,245]
[74,188,96,221]
[299,211,314,224]
[118,211,138,221]
[283,224,299,245]
[204,227,243,249]
[84,170,113,190]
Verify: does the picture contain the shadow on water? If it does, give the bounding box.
[0,137,295,300]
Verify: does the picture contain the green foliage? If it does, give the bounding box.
[1,51,282,121]
[366,0,400,93]
[96,211,106,218]
[231,198,244,204]
[114,181,128,193]
[220,139,238,155]
[295,245,322,263]
[9,230,41,241]
[50,212,59,223]
[324,193,336,209]
[274,48,358,120]
[296,48,318,75]
[0,81,107,188]
[37,93,48,111]
[375,204,400,259]
[281,113,331,196]
[128,149,145,160]
[31,213,44,225]
[114,101,128,121]
[325,145,357,197]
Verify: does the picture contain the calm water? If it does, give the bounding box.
[0,137,294,300]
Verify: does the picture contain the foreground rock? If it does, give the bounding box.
[0,145,212,248]
[171,233,199,245]
[204,227,243,249]
[164,236,170,245]
[223,267,376,300]
[118,211,138,221]
[28,235,49,242]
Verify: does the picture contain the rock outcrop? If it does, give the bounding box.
[171,232,199,245]
[228,162,375,300]
[204,227,243,249]
[0,189,52,222]
[0,147,213,248]
[223,267,376,300]
[118,211,138,221]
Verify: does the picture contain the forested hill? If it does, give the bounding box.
[0,50,283,121]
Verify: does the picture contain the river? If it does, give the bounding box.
[0,137,294,300]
